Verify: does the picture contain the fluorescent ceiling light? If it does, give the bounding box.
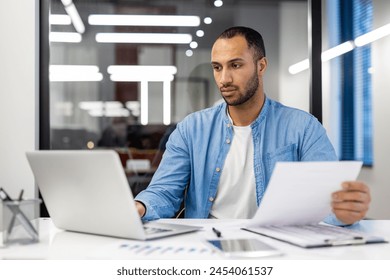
[214,0,223,8]
[50,65,103,82]
[125,101,140,110]
[79,101,129,117]
[163,81,171,125]
[50,14,71,25]
[288,59,309,75]
[125,101,140,117]
[96,33,192,44]
[289,41,354,74]
[196,30,204,37]
[354,23,390,47]
[138,80,172,125]
[140,81,148,125]
[64,3,85,33]
[190,41,198,49]
[89,14,200,27]
[186,50,193,57]
[79,101,123,110]
[88,108,130,117]
[50,65,100,73]
[60,0,85,33]
[50,73,103,82]
[107,66,175,124]
[61,0,72,6]
[321,41,354,62]
[204,17,212,24]
[289,22,390,74]
[107,65,177,75]
[108,65,177,82]
[288,41,354,74]
[50,32,82,43]
[110,74,174,82]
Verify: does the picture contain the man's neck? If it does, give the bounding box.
[228,94,265,126]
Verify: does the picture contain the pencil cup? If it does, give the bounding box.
[1,199,41,245]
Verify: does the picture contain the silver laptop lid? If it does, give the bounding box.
[26,150,146,240]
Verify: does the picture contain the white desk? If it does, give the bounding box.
[1,219,390,260]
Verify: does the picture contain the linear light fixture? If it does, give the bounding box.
[79,101,129,117]
[50,14,71,25]
[61,0,85,34]
[108,65,176,125]
[108,65,177,75]
[50,65,103,82]
[88,14,200,27]
[96,33,192,44]
[288,59,309,75]
[289,22,390,75]
[354,23,390,47]
[321,41,354,62]
[289,41,354,74]
[110,73,175,82]
[125,101,140,117]
[140,81,148,125]
[88,108,130,117]
[50,32,82,43]
[108,65,177,82]
[79,101,123,110]
[163,81,171,125]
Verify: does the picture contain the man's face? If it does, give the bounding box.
[211,35,264,106]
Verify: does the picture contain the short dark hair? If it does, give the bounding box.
[217,26,266,61]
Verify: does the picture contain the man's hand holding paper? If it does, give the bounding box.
[332,181,371,225]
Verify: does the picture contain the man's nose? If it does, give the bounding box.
[219,69,232,86]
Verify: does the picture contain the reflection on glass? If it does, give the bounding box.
[48,0,307,194]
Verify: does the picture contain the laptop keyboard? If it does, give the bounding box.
[143,226,173,235]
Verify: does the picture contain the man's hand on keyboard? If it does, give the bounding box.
[331,181,371,225]
[135,201,146,218]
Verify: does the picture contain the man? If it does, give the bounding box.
[135,26,370,225]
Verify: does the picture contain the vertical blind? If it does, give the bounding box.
[338,0,373,166]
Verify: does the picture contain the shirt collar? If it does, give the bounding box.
[221,95,270,127]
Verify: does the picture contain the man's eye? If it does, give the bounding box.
[212,65,221,71]
[232,64,241,68]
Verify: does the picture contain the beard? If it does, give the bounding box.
[221,67,259,106]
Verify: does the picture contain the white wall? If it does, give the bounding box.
[279,2,309,111]
[0,0,38,200]
[359,0,390,219]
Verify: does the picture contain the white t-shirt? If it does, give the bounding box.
[209,121,258,219]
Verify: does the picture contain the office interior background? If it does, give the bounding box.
[0,0,389,219]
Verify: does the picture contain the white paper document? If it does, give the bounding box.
[244,161,388,248]
[249,161,363,227]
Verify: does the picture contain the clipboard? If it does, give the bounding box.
[244,161,387,248]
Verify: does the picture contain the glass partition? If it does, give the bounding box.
[47,0,307,195]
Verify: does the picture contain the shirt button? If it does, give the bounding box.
[209,197,214,202]
[226,139,231,144]
[227,123,231,128]
[216,167,221,172]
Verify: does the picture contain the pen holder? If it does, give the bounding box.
[1,199,41,245]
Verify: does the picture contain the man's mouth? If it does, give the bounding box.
[220,87,237,92]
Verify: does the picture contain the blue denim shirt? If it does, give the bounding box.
[136,97,344,225]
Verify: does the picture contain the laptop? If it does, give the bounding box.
[243,161,387,248]
[26,150,201,240]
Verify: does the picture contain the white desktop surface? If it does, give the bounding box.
[1,219,390,260]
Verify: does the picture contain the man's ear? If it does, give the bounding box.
[258,57,267,74]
